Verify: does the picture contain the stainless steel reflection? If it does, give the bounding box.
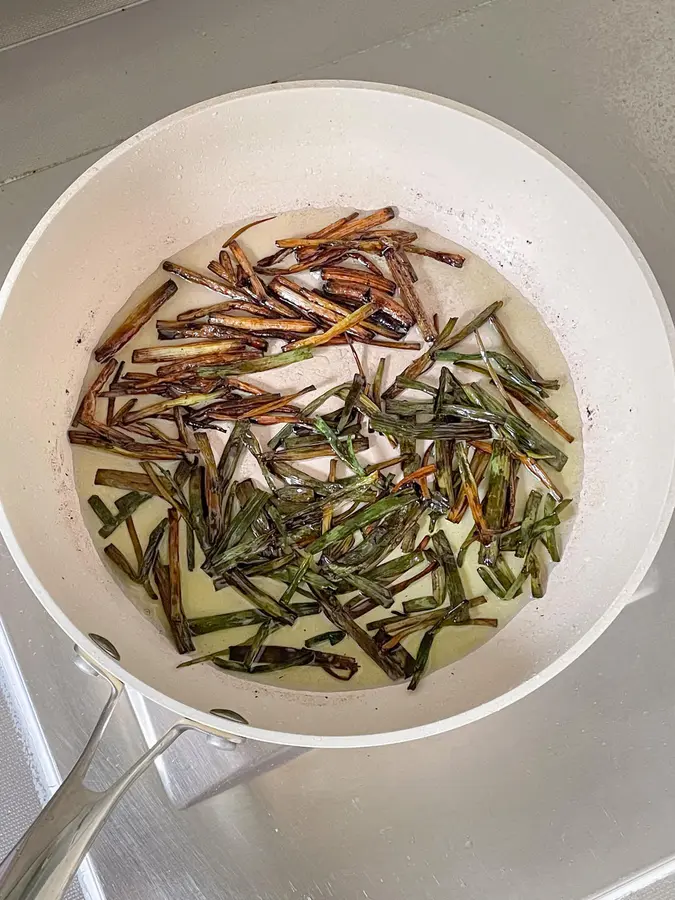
[0,647,239,900]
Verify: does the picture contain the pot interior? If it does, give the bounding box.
[0,82,673,747]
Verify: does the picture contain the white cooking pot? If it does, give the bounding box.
[1,82,674,755]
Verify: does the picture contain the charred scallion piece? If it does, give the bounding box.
[516,490,543,558]
[479,440,511,565]
[540,494,561,562]
[162,261,255,304]
[385,249,436,342]
[124,389,228,425]
[405,245,465,268]
[381,316,458,400]
[227,571,297,625]
[166,508,194,654]
[94,280,177,363]
[407,625,438,691]
[432,531,469,618]
[313,416,366,475]
[403,595,440,614]
[188,602,319,637]
[132,340,249,364]
[434,301,503,351]
[284,301,380,351]
[311,589,405,681]
[527,548,545,598]
[225,644,359,679]
[139,517,169,583]
[308,491,418,554]
[490,314,557,388]
[455,442,488,535]
[305,630,346,648]
[208,315,315,335]
[477,566,507,599]
[198,347,313,377]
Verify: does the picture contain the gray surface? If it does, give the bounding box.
[2,1,675,899]
[0,570,85,900]
[0,670,46,858]
[632,880,675,900]
[0,0,142,51]
[0,695,85,900]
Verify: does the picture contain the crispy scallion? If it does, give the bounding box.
[74,205,577,694]
[94,280,177,363]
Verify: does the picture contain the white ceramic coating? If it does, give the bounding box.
[0,81,673,748]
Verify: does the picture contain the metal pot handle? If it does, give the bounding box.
[0,648,239,900]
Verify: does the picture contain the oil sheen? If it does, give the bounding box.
[73,208,584,692]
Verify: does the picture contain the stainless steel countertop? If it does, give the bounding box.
[2,1,675,898]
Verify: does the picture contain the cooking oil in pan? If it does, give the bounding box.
[72,207,583,691]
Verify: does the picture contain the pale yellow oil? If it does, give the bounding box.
[73,208,583,691]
